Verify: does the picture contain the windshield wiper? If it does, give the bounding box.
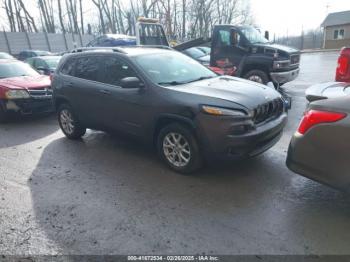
[158,81,184,86]
[158,76,214,86]
[184,76,214,84]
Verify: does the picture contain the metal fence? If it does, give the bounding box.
[0,31,95,55]
[274,30,324,50]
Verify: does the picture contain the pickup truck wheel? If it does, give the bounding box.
[157,123,202,174]
[244,70,269,85]
[58,104,86,139]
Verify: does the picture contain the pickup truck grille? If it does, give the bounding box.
[253,98,284,125]
[28,87,53,99]
[290,54,300,65]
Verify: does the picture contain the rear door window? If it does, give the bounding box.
[74,56,103,82]
[100,56,138,87]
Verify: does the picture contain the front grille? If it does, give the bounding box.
[290,54,300,65]
[253,98,284,125]
[28,86,53,99]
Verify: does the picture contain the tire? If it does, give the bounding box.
[157,123,202,174]
[57,103,86,139]
[244,69,269,85]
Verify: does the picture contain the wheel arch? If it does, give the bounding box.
[153,114,197,145]
[241,64,271,81]
[54,96,71,111]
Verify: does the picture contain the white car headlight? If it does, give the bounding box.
[202,105,246,117]
[5,89,30,99]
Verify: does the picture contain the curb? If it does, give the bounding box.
[301,49,340,54]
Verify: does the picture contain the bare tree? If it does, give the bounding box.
[57,0,66,33]
[79,0,84,34]
[18,0,38,32]
[38,0,56,32]
[1,0,253,40]
[3,0,16,31]
[92,0,106,34]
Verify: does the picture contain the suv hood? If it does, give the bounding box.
[172,76,282,110]
[0,75,50,90]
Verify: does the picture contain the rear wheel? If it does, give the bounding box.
[244,69,269,85]
[58,103,86,139]
[157,123,202,174]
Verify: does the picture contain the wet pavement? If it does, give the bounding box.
[1,51,349,255]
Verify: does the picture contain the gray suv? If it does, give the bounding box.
[52,47,287,173]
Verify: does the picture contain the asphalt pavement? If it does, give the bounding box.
[1,51,350,255]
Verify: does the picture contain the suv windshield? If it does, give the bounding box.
[240,26,268,44]
[0,62,39,79]
[133,51,216,85]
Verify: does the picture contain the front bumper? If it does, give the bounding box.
[1,97,54,115]
[270,68,300,84]
[199,113,288,159]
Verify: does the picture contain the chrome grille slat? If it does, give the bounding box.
[254,98,284,125]
[28,86,52,99]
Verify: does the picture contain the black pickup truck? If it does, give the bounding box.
[135,20,300,86]
[210,25,300,85]
[173,25,300,86]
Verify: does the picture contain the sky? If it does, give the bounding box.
[0,0,349,37]
[250,0,350,37]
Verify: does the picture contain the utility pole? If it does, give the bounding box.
[325,2,330,14]
[301,25,304,50]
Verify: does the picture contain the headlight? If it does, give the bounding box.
[273,60,290,69]
[202,105,246,116]
[5,89,30,99]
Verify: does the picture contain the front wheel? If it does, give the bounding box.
[58,104,86,139]
[157,123,202,174]
[244,70,269,85]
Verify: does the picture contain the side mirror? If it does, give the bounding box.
[120,77,144,89]
[265,31,270,40]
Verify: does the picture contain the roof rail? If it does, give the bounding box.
[126,45,172,50]
[70,47,127,54]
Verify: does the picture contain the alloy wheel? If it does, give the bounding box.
[163,132,191,167]
[60,109,75,135]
